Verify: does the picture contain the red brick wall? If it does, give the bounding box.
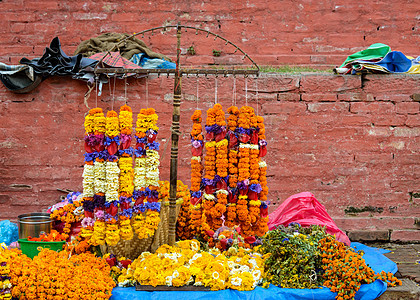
[0,74,419,241]
[0,0,418,67]
[0,0,419,240]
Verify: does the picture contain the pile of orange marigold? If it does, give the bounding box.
[319,236,401,300]
[1,248,115,300]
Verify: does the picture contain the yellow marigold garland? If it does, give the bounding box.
[81,108,97,241]
[118,105,134,241]
[104,110,121,246]
[132,108,161,240]
[90,108,107,246]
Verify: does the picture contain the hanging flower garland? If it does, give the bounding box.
[189,110,204,237]
[247,110,261,230]
[118,105,134,241]
[90,108,107,246]
[255,115,269,237]
[80,109,96,240]
[226,106,239,229]
[213,139,228,230]
[211,104,228,230]
[236,106,254,237]
[202,107,217,240]
[102,110,121,246]
[132,108,161,239]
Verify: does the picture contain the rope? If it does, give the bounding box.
[124,76,128,105]
[245,76,248,106]
[112,76,116,110]
[95,78,98,108]
[196,75,199,110]
[233,76,236,106]
[146,76,149,107]
[215,76,218,104]
[255,77,259,115]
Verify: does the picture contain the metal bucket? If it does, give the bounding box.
[18,213,53,239]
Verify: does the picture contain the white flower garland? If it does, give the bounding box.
[82,164,95,197]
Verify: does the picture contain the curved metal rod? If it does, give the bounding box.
[96,24,259,72]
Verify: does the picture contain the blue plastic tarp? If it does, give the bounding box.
[110,243,396,300]
[0,220,19,246]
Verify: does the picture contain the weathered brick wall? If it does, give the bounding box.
[0,0,418,67]
[0,0,419,240]
[0,74,419,241]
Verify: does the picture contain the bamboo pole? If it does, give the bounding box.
[168,23,182,246]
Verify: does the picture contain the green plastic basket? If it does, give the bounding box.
[18,238,65,259]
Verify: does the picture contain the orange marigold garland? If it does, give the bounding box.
[188,104,269,245]
[188,110,204,238]
[237,131,251,237]
[118,105,134,241]
[255,115,269,237]
[226,106,239,229]
[201,105,223,244]
[213,139,228,230]
[212,104,228,233]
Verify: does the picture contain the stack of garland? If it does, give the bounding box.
[177,104,269,247]
[80,105,162,247]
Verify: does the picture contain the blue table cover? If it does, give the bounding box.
[111,242,396,300]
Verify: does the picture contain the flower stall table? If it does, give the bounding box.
[110,243,396,300]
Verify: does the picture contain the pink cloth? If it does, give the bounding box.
[268,192,351,246]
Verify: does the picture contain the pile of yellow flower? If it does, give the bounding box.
[1,247,115,300]
[117,240,268,291]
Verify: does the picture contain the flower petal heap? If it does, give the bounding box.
[119,240,265,291]
[3,248,115,300]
